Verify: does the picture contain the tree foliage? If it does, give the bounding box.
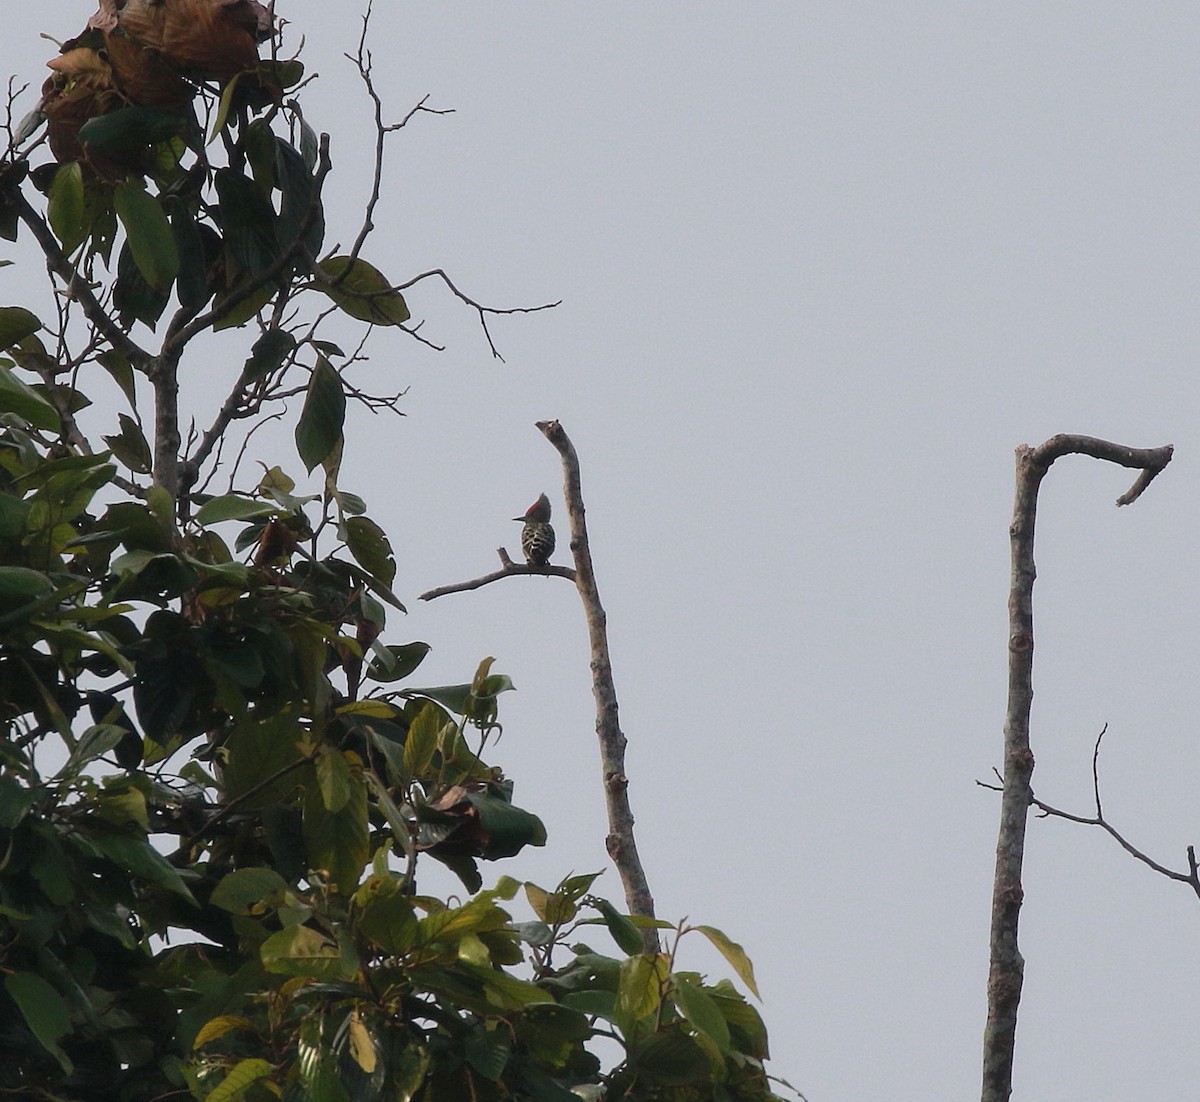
[0,4,786,1099]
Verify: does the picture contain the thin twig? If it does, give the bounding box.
[1007,725,1200,902]
[395,267,560,361]
[345,2,453,269]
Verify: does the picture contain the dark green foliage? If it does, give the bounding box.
[0,9,786,1101]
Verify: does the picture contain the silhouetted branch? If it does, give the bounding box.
[1003,726,1200,902]
[418,551,576,600]
[982,434,1173,1102]
[346,2,453,268]
[394,267,560,361]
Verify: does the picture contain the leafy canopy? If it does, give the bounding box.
[0,3,786,1100]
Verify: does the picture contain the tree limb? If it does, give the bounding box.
[981,435,1173,1102]
[535,418,659,952]
[418,549,576,601]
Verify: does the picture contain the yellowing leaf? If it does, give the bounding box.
[193,1014,256,1049]
[348,1012,377,1073]
[694,924,760,999]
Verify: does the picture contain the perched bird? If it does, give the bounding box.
[513,493,555,565]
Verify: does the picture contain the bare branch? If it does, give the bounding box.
[1018,727,1200,902]
[346,3,454,268]
[535,418,659,951]
[395,267,560,361]
[981,435,1174,1102]
[419,552,576,601]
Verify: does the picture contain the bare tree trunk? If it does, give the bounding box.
[982,434,1173,1102]
[536,419,659,952]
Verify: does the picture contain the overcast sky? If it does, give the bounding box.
[5,4,1200,1099]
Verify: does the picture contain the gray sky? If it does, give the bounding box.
[5,4,1200,1099]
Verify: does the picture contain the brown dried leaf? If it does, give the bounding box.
[103,34,192,109]
[118,0,270,82]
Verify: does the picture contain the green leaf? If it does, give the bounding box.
[366,640,431,683]
[114,240,170,328]
[303,767,368,895]
[205,1057,274,1102]
[464,1029,511,1081]
[30,836,74,905]
[461,962,554,1009]
[5,972,73,1074]
[594,898,644,956]
[335,489,367,516]
[693,924,760,999]
[208,73,244,144]
[99,500,171,552]
[0,565,54,610]
[0,306,42,350]
[83,183,117,264]
[221,709,308,808]
[243,119,277,195]
[671,974,731,1053]
[364,770,416,858]
[243,326,295,382]
[170,201,211,310]
[264,58,305,89]
[315,256,410,326]
[341,515,396,587]
[0,362,60,430]
[80,105,186,153]
[62,723,133,773]
[465,789,547,858]
[615,953,669,1023]
[213,280,275,330]
[631,1027,709,1087]
[97,349,137,408]
[0,492,26,538]
[0,774,33,828]
[90,828,196,902]
[295,358,345,472]
[193,1014,256,1049]
[512,1003,594,1069]
[211,866,290,914]
[315,744,353,812]
[195,494,279,525]
[276,137,324,259]
[48,163,86,254]
[260,924,343,979]
[114,182,179,293]
[101,412,152,474]
[409,683,477,717]
[215,167,279,277]
[355,873,418,954]
[403,701,448,777]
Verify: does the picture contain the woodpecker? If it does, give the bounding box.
[513,493,555,565]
